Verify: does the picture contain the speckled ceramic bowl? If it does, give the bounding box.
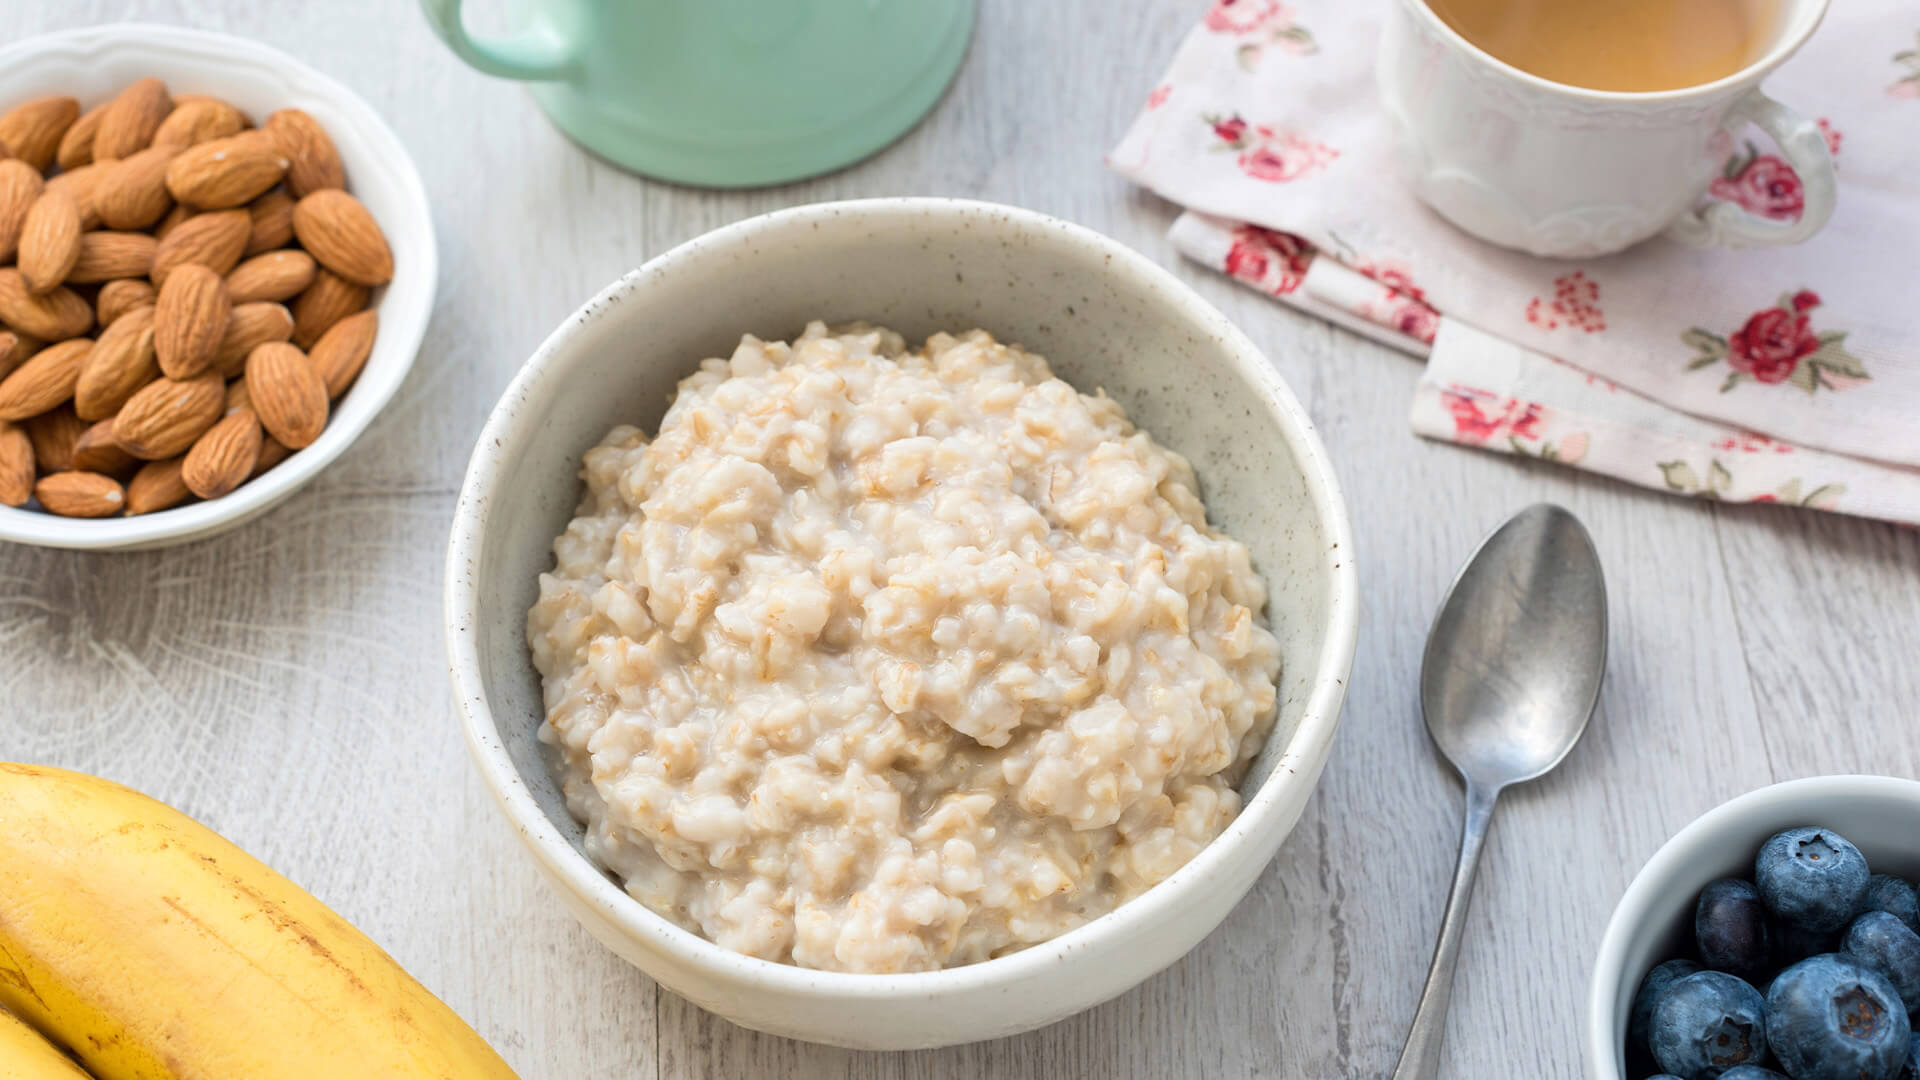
[1588,775,1920,1079]
[444,198,1358,1048]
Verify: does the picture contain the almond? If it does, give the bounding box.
[153,264,230,378]
[225,249,315,304]
[18,190,82,294]
[182,407,262,498]
[0,96,80,171]
[251,435,292,478]
[43,162,104,230]
[310,308,377,399]
[113,372,223,459]
[152,202,193,242]
[92,78,170,160]
[246,342,328,448]
[152,97,246,150]
[0,159,44,262]
[173,94,252,126]
[126,455,192,514]
[95,145,178,230]
[291,190,391,286]
[165,134,288,210]
[224,376,251,415]
[55,103,106,170]
[266,109,344,197]
[289,268,368,349]
[0,420,31,506]
[70,418,135,476]
[214,302,294,378]
[149,207,249,286]
[0,330,42,381]
[96,278,157,326]
[34,470,125,517]
[25,404,87,472]
[69,231,158,283]
[244,189,295,256]
[0,270,92,343]
[74,306,157,420]
[0,337,91,420]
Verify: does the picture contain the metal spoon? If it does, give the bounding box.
[1389,503,1608,1080]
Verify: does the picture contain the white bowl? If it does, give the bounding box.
[0,24,436,551]
[1587,775,1920,1079]
[444,198,1359,1049]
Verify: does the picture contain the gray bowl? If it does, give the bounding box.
[444,198,1359,1048]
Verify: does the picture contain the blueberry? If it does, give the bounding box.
[1900,1033,1920,1080]
[1866,875,1920,935]
[1767,953,1911,1080]
[1758,827,1871,933]
[1719,1067,1791,1079]
[1699,878,1774,978]
[1776,918,1845,966]
[1846,911,1920,1010]
[1651,970,1770,1076]
[1631,958,1704,1066]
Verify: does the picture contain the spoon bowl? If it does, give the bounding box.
[1422,503,1608,791]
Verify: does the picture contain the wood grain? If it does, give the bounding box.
[1,2,1915,1078]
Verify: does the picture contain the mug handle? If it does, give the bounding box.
[1665,89,1837,249]
[419,0,582,81]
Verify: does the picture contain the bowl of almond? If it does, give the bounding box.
[0,24,435,550]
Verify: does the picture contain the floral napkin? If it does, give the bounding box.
[1109,0,1920,524]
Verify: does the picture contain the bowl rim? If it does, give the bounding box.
[1585,773,1920,1079]
[0,22,437,551]
[444,196,1359,998]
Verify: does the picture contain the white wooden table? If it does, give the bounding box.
[4,2,1917,1077]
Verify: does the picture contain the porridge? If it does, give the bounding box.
[526,322,1282,973]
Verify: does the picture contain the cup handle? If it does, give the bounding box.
[419,0,582,81]
[1665,88,1836,249]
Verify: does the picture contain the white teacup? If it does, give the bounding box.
[1378,0,1835,258]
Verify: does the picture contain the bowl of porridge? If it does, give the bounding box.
[445,198,1357,1048]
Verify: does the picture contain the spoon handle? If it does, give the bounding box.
[1390,781,1500,1080]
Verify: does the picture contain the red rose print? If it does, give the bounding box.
[1727,306,1819,384]
[1205,0,1282,34]
[1683,289,1868,395]
[1392,300,1440,345]
[1223,225,1313,296]
[1225,243,1268,281]
[1349,257,1438,344]
[1441,387,1546,444]
[1235,127,1338,183]
[1146,85,1171,111]
[1525,272,1605,333]
[1709,155,1804,221]
[1353,257,1428,304]
[1212,115,1248,144]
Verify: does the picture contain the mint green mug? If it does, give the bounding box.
[421,0,975,188]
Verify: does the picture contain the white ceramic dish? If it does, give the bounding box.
[0,24,436,551]
[444,198,1359,1048]
[1587,774,1920,1079]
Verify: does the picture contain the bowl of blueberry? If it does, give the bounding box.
[1588,775,1920,1080]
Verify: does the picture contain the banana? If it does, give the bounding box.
[0,1006,92,1080]
[0,763,521,1080]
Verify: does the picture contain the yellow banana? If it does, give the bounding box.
[0,763,520,1080]
[0,1006,92,1080]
